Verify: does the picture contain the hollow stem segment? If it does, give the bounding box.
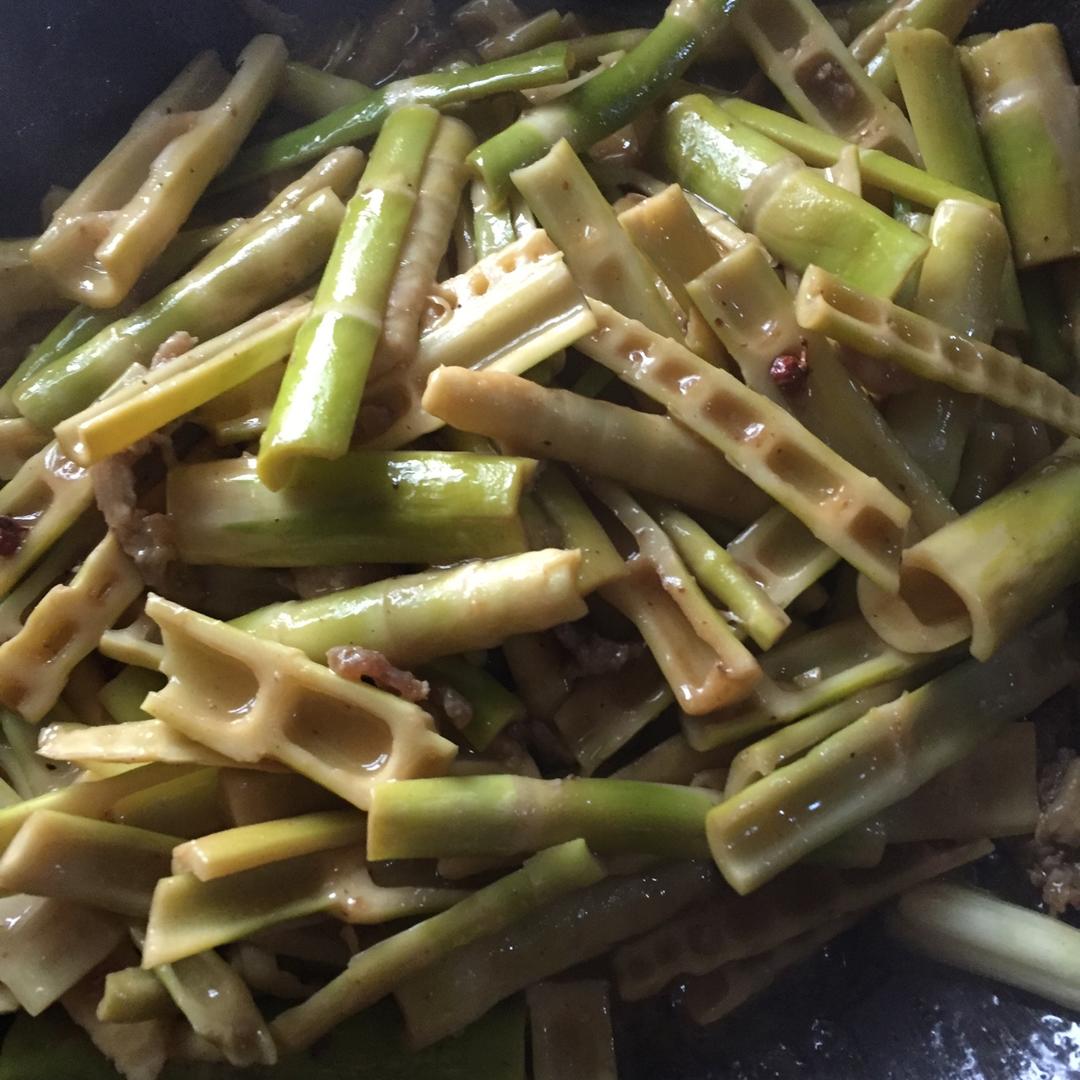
[469,0,728,199]
[795,266,1080,437]
[168,451,536,566]
[661,96,928,298]
[577,299,911,591]
[232,549,588,669]
[271,839,604,1053]
[258,106,439,489]
[217,44,572,191]
[730,0,919,161]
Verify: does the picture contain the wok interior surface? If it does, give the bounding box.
[2,0,1080,1076]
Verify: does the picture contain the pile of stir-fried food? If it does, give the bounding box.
[1,0,1080,1074]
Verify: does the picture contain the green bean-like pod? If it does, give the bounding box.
[469,0,727,198]
[528,980,617,1080]
[234,548,587,668]
[961,24,1080,268]
[31,37,286,309]
[271,840,604,1053]
[16,188,346,429]
[661,96,929,298]
[217,44,573,190]
[421,367,769,525]
[706,615,1077,894]
[899,439,1080,660]
[395,860,715,1048]
[577,300,912,591]
[795,266,1080,437]
[730,0,919,160]
[167,451,536,566]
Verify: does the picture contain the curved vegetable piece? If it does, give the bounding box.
[142,595,457,808]
[258,106,440,489]
[577,299,912,592]
[233,549,587,669]
[730,0,919,160]
[900,439,1080,660]
[216,44,572,191]
[16,188,346,430]
[31,37,286,309]
[662,96,929,298]
[705,615,1077,894]
[795,266,1080,437]
[470,0,728,198]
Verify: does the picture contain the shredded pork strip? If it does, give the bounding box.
[327,644,430,703]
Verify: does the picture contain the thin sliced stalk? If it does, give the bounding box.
[510,139,682,337]
[612,733,737,785]
[795,266,1080,437]
[258,106,439,489]
[0,710,70,798]
[420,657,525,752]
[172,810,365,881]
[154,949,277,1067]
[949,420,1014,513]
[0,810,176,917]
[577,299,912,591]
[477,9,568,61]
[217,44,572,190]
[469,0,726,197]
[730,0,919,160]
[888,882,1080,1013]
[110,768,228,839]
[16,188,345,429]
[98,967,176,1024]
[706,615,1077,893]
[232,548,587,668]
[528,980,617,1080]
[420,366,770,525]
[0,238,68,335]
[277,61,370,117]
[900,439,1080,660]
[1019,267,1074,381]
[271,840,605,1053]
[218,769,341,827]
[395,861,714,1048]
[0,419,49,483]
[471,178,517,258]
[367,776,718,860]
[168,451,535,566]
[99,666,163,725]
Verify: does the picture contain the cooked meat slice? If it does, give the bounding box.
[327,644,429,703]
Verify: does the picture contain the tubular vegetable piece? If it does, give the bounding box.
[217,44,571,191]
[612,734,738,785]
[653,504,790,649]
[258,107,439,490]
[54,298,310,467]
[421,367,769,525]
[98,967,176,1024]
[531,466,626,595]
[0,420,49,483]
[688,242,954,535]
[233,549,587,669]
[145,848,469,967]
[795,266,1080,437]
[528,980,617,1080]
[15,189,345,430]
[1020,268,1074,381]
[850,0,980,99]
[578,299,912,591]
[359,231,596,449]
[469,0,727,198]
[706,615,1077,894]
[471,178,517,258]
[662,96,928,298]
[588,480,761,700]
[889,882,1080,1013]
[0,810,175,917]
[510,140,682,337]
[109,768,228,839]
[730,0,919,161]
[217,769,341,828]
[961,25,1080,269]
[395,860,714,1048]
[271,840,604,1053]
[367,776,718,861]
[476,9,567,61]
[949,420,1014,513]
[0,238,67,334]
[31,37,285,309]
[168,451,536,566]
[277,61,370,117]
[0,895,125,1016]
[0,534,142,722]
[374,118,475,383]
[154,949,277,1067]
[142,595,455,809]
[900,439,1080,661]
[172,810,365,881]
[421,657,525,752]
[553,662,674,776]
